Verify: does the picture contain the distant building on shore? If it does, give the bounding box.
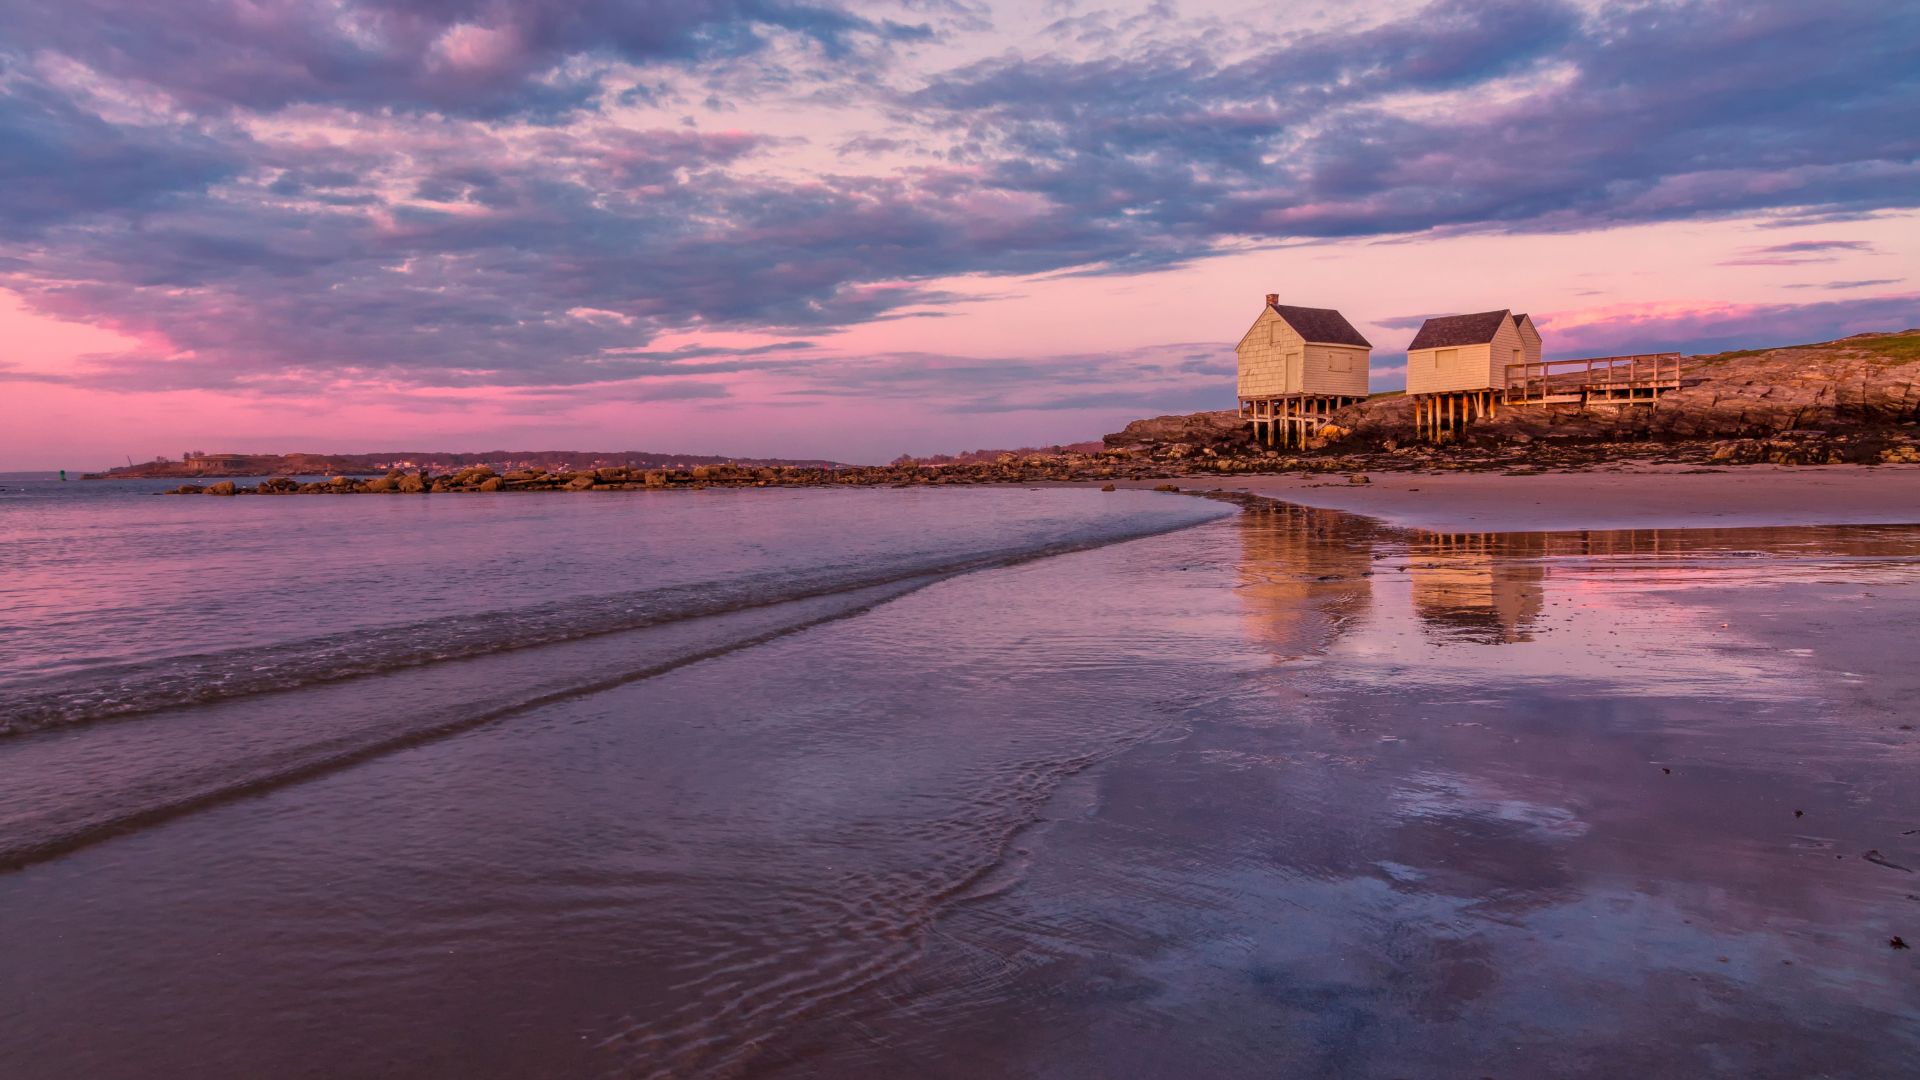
[1236,295,1372,447]
[1404,310,1541,396]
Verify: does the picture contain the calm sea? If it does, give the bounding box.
[3,479,1918,1078]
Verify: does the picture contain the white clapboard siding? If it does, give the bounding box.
[1237,306,1372,398]
[1405,311,1541,394]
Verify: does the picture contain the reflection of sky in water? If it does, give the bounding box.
[782,508,1920,1080]
[1025,508,1920,1076]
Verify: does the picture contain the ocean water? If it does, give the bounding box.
[0,480,1229,866]
[3,482,1919,1078]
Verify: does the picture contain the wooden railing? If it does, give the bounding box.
[1504,353,1682,405]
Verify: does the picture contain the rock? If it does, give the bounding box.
[1101,483,1117,491]
[564,474,596,491]
[206,481,237,496]
[1153,483,1181,492]
[396,473,427,493]
[477,477,504,492]
[1348,474,1371,485]
[363,476,396,493]
[1104,410,1251,455]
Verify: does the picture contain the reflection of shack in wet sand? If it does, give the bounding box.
[1408,529,1760,644]
[1410,533,1547,644]
[1235,501,1376,657]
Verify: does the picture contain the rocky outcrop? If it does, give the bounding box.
[163,450,1207,496]
[1329,331,1920,447]
[1103,410,1254,455]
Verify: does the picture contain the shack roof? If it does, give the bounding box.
[1407,310,1512,350]
[1269,304,1372,348]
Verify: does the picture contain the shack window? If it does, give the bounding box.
[1436,348,1458,367]
[1328,350,1353,373]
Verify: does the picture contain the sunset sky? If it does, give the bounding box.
[2,0,1916,468]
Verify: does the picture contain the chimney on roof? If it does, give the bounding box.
[1264,293,1278,306]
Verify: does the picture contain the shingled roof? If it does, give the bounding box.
[1407,310,1512,350]
[1269,304,1372,348]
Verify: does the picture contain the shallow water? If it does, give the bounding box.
[3,491,1917,1078]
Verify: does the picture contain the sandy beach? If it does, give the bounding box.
[1134,464,1920,532]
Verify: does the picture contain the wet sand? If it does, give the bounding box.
[765,509,1920,1078]
[1139,463,1920,532]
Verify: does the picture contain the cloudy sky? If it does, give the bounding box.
[2,0,1916,467]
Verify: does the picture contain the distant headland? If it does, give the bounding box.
[85,449,845,480]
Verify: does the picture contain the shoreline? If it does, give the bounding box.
[1110,463,1920,533]
[136,456,1920,534]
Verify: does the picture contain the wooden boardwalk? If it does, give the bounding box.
[1504,353,1682,406]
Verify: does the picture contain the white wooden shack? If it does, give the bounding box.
[1404,310,1539,440]
[1236,295,1372,447]
[1405,310,1538,395]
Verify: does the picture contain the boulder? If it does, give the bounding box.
[206,481,237,496]
[1104,410,1249,453]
